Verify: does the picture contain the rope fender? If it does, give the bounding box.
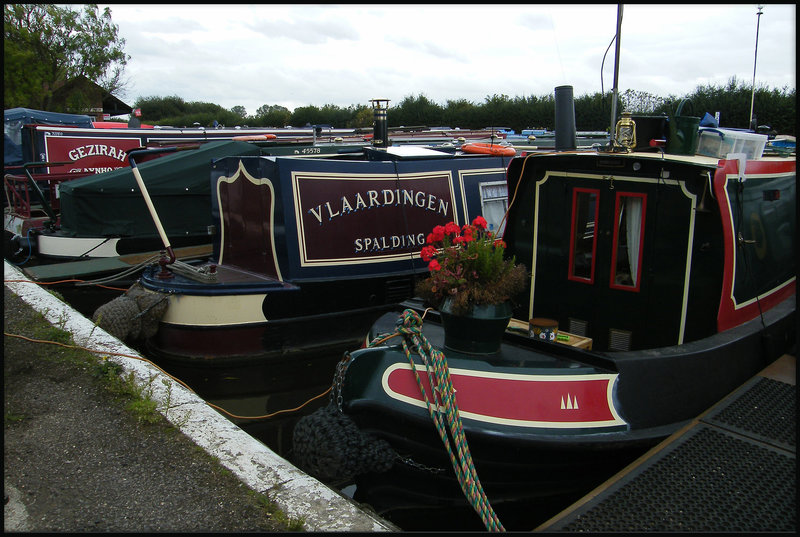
[292,401,395,484]
[91,282,169,342]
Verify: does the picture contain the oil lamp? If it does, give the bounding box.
[615,111,637,151]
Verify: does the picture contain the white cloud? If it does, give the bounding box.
[99,3,795,116]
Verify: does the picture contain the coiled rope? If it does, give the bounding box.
[390,309,505,532]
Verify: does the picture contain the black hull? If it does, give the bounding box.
[145,303,397,399]
[322,294,795,528]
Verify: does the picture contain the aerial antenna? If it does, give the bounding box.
[748,4,764,130]
[608,4,624,139]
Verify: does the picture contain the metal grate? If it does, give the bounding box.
[555,426,795,532]
[385,277,413,303]
[704,377,795,452]
[545,377,796,532]
[608,328,632,351]
[568,318,588,337]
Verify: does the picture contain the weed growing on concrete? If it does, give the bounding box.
[92,360,160,424]
[4,411,28,424]
[45,288,65,302]
[160,377,191,428]
[251,490,306,531]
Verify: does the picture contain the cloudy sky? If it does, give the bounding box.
[98,3,796,116]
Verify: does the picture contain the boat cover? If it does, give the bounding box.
[57,139,263,238]
[4,108,95,167]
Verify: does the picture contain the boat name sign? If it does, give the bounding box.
[44,133,142,174]
[293,171,457,265]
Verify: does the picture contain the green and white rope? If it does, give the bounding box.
[373,308,505,532]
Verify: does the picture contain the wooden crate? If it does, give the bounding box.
[507,318,593,350]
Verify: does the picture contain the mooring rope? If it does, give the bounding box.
[383,309,505,532]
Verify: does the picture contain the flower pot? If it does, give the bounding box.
[439,299,513,355]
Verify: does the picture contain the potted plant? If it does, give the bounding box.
[416,216,527,354]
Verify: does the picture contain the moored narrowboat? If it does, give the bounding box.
[102,146,515,398]
[292,144,795,529]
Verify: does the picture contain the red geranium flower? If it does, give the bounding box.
[415,214,527,315]
[444,221,461,236]
[472,216,488,230]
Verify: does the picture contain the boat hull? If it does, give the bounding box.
[139,263,420,397]
[317,291,795,518]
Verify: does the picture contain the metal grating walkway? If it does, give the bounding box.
[537,356,796,532]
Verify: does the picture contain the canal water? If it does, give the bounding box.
[56,283,641,531]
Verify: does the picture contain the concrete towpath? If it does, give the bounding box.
[4,260,396,532]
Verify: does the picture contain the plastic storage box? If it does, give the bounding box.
[696,128,768,160]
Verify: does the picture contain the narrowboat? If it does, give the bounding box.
[5,137,382,264]
[292,141,795,529]
[4,107,362,176]
[97,145,514,398]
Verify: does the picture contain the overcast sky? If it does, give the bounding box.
[98,3,796,116]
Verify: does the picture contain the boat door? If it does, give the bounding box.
[526,162,698,351]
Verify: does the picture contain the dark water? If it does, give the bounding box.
[55,283,637,532]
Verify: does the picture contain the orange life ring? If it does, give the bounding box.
[461,142,516,157]
[232,134,278,141]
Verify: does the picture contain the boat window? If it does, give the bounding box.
[610,192,647,291]
[479,181,508,234]
[568,188,599,283]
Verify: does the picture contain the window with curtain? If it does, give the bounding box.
[610,192,646,291]
[569,188,599,283]
[479,182,508,235]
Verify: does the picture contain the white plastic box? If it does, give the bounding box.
[696,128,768,160]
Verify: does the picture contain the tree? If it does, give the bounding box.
[230,105,247,119]
[4,3,129,110]
[391,94,443,128]
[254,104,291,127]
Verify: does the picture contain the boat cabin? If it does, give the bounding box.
[503,151,796,352]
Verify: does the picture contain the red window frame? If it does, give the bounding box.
[568,187,599,284]
[609,191,647,292]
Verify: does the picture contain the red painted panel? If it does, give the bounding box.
[293,173,456,264]
[43,134,141,174]
[715,158,797,331]
[385,365,619,426]
[219,170,280,278]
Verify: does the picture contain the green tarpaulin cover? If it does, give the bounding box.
[58,140,262,238]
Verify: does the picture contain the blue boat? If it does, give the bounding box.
[98,145,515,398]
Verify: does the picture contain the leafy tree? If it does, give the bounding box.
[619,89,671,115]
[4,3,129,110]
[289,105,322,128]
[254,104,291,127]
[352,106,374,129]
[391,94,444,127]
[133,79,795,136]
[442,99,479,129]
[230,105,247,119]
[133,95,243,127]
[685,76,795,133]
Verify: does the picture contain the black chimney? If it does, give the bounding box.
[370,99,390,148]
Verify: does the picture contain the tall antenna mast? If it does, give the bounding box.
[748,4,764,130]
[608,4,624,134]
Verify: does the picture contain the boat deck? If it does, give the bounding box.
[20,244,212,282]
[536,353,796,532]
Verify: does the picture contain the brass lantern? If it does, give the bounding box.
[615,111,637,151]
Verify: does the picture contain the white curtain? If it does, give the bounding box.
[624,197,643,286]
[480,183,509,234]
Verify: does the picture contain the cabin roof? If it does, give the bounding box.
[526,149,791,167]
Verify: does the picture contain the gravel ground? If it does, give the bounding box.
[3,287,293,532]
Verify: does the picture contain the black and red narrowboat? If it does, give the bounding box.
[293,144,795,529]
